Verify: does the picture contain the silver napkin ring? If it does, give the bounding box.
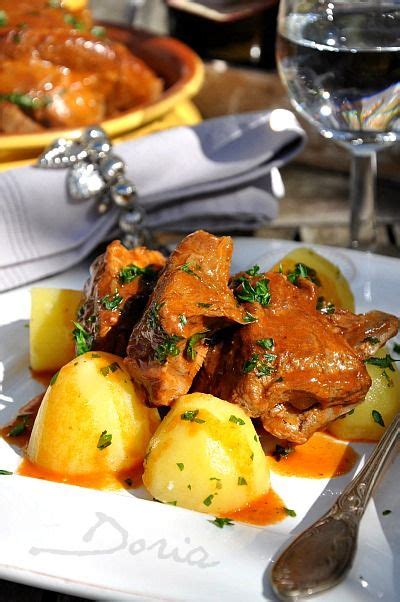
[36,125,149,248]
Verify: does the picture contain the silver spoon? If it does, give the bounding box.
[271,412,400,600]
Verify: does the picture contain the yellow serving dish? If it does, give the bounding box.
[0,25,204,164]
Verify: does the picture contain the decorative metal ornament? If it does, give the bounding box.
[110,180,137,209]
[36,125,150,248]
[100,155,125,182]
[37,138,88,168]
[67,161,106,201]
[80,125,109,145]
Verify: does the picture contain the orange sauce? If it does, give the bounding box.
[268,431,358,479]
[30,370,53,388]
[18,458,144,491]
[0,393,44,449]
[228,488,287,526]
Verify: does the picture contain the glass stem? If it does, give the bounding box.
[350,151,377,249]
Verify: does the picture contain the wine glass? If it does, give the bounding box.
[276,0,400,250]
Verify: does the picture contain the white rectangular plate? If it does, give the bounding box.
[0,238,399,601]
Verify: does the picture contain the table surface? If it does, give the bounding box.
[2,2,400,601]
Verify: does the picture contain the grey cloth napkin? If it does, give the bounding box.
[0,109,305,292]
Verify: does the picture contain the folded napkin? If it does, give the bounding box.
[0,109,305,292]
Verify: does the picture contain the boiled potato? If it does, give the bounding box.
[30,288,82,372]
[28,352,159,475]
[63,0,88,10]
[271,247,355,311]
[328,348,400,441]
[143,393,270,514]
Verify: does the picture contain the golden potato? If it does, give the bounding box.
[143,393,270,514]
[328,347,400,441]
[270,247,355,311]
[63,0,88,10]
[27,352,159,476]
[30,288,82,372]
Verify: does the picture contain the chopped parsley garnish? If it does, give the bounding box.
[186,331,208,360]
[97,430,112,450]
[167,501,177,506]
[237,476,247,486]
[8,415,30,437]
[254,434,259,442]
[316,296,335,314]
[372,410,385,427]
[229,415,245,426]
[176,463,184,471]
[187,484,192,490]
[72,321,93,355]
[12,32,21,44]
[0,470,13,475]
[209,477,222,490]
[64,13,85,30]
[197,302,212,308]
[91,353,101,358]
[382,509,392,516]
[0,92,50,109]
[50,371,59,386]
[203,494,214,507]
[100,291,122,311]
[272,444,293,461]
[284,507,297,517]
[364,336,380,345]
[243,311,257,323]
[257,338,274,350]
[382,370,394,388]
[209,517,234,529]
[91,25,107,37]
[246,265,260,276]
[250,452,254,461]
[235,277,271,307]
[178,314,187,327]
[180,262,201,279]
[48,0,61,7]
[0,10,8,26]
[242,353,276,377]
[287,263,320,287]
[347,408,355,416]
[154,334,183,364]
[365,354,397,372]
[119,264,154,284]
[100,362,120,377]
[181,409,205,424]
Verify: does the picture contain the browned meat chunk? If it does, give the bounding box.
[328,309,399,359]
[125,230,246,406]
[76,241,166,356]
[195,269,398,444]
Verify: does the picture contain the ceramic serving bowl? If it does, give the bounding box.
[0,25,204,163]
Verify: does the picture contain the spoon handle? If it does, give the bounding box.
[335,411,400,517]
[271,412,400,600]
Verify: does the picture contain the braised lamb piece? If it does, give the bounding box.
[195,267,398,444]
[125,230,246,406]
[76,241,166,357]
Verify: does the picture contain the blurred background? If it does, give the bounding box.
[89,0,400,250]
